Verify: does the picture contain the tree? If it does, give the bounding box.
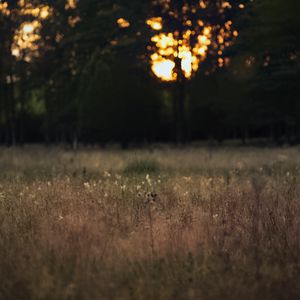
[230,0,300,143]
[145,0,249,143]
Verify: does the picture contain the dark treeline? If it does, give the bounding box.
[0,0,299,147]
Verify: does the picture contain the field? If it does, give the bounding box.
[1,146,300,300]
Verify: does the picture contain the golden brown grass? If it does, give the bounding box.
[0,146,300,300]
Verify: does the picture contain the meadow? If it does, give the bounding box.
[0,146,300,300]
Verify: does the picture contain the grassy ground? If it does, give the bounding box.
[0,146,300,300]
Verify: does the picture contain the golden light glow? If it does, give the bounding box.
[11,2,52,62]
[65,0,80,27]
[68,16,81,27]
[147,22,212,81]
[18,1,52,19]
[199,1,207,9]
[145,0,245,81]
[117,18,130,28]
[23,23,34,33]
[65,0,77,10]
[146,17,163,31]
[55,33,64,43]
[40,7,50,19]
[151,55,176,81]
[12,21,42,62]
[222,2,232,9]
[0,1,10,16]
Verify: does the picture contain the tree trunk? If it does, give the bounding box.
[8,74,16,146]
[173,78,186,144]
[173,27,187,145]
[19,67,26,146]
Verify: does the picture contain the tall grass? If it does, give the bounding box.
[0,146,299,300]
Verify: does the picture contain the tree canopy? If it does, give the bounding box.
[0,0,299,146]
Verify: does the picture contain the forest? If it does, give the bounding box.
[1,2,300,300]
[0,0,299,146]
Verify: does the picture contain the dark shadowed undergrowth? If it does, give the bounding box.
[123,158,161,175]
[0,147,300,300]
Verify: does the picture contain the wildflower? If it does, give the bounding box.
[84,182,90,189]
[146,174,152,186]
[121,185,126,192]
[104,171,111,178]
[183,176,192,181]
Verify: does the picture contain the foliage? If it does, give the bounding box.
[0,0,299,145]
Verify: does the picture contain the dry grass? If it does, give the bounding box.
[0,146,300,300]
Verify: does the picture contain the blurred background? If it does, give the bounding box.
[0,0,299,148]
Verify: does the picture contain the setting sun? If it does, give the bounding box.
[146,0,240,81]
[147,23,212,81]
